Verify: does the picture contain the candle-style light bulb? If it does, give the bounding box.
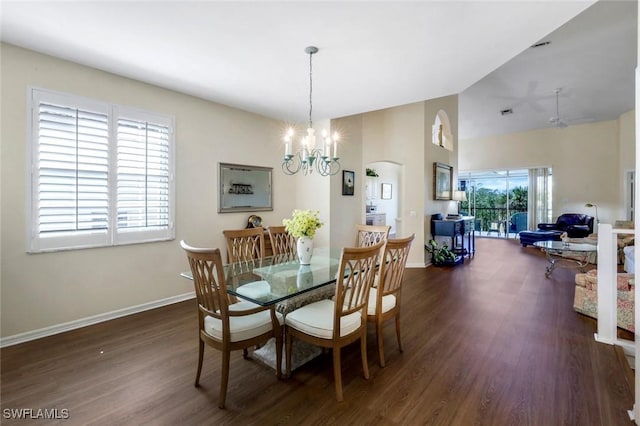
[284,128,294,157]
[306,128,316,151]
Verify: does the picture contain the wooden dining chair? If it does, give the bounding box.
[267,225,296,257]
[223,227,265,263]
[366,234,415,367]
[355,224,391,247]
[180,241,283,409]
[284,240,384,402]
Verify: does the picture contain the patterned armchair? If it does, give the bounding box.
[573,269,634,332]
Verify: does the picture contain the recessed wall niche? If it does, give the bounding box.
[431,109,453,151]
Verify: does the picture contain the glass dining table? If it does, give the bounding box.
[180,248,344,371]
[180,248,343,314]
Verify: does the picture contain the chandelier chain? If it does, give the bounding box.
[308,50,313,129]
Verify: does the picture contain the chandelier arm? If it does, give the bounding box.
[315,157,340,176]
[283,151,304,175]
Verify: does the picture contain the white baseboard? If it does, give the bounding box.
[406,262,427,268]
[0,291,196,348]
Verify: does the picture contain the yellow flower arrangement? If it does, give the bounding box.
[283,209,323,239]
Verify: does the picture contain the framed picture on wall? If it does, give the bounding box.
[434,162,453,200]
[218,163,273,212]
[381,183,392,200]
[342,170,355,196]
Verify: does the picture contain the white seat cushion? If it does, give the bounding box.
[236,280,270,300]
[372,273,380,288]
[367,287,396,315]
[204,300,283,342]
[285,299,361,339]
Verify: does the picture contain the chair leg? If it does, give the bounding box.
[376,320,386,368]
[242,348,249,359]
[360,332,369,380]
[395,314,403,353]
[195,339,204,387]
[219,350,230,409]
[333,347,344,402]
[285,329,293,377]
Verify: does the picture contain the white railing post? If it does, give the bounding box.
[595,223,617,344]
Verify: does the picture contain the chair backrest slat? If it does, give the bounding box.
[268,225,297,257]
[223,227,265,263]
[181,242,228,318]
[355,224,391,247]
[334,241,384,335]
[378,234,415,297]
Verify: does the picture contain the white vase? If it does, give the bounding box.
[297,236,313,265]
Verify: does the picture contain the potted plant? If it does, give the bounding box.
[425,239,462,266]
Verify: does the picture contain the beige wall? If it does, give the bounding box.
[459,114,635,224]
[329,114,364,250]
[0,44,298,338]
[330,96,459,267]
[424,96,460,214]
[361,102,426,266]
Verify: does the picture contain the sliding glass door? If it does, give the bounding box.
[459,168,551,238]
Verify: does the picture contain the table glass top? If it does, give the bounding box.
[181,247,343,306]
[533,241,597,252]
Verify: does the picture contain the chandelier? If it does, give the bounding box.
[282,46,340,176]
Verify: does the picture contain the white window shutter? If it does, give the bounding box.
[30,93,111,252]
[115,109,174,244]
[27,88,175,252]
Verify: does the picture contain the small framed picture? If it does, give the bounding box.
[381,183,392,200]
[342,170,355,196]
[434,162,453,200]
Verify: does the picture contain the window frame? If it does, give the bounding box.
[26,87,175,253]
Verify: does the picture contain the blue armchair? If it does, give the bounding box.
[508,212,528,235]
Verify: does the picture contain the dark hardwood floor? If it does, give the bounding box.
[1,238,634,425]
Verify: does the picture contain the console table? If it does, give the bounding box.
[432,216,475,259]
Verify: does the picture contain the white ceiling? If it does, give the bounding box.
[2,1,634,140]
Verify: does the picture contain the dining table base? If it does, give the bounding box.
[253,337,321,373]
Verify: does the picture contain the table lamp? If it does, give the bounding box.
[453,190,467,214]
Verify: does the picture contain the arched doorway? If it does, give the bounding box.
[364,161,402,237]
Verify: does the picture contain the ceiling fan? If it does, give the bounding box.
[549,88,568,128]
